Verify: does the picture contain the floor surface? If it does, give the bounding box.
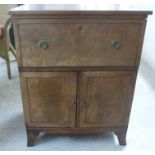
[0,55,155,151]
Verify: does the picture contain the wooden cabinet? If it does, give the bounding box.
[10,4,152,146]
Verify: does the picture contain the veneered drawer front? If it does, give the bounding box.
[18,23,142,67]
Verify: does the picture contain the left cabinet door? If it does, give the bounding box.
[20,72,77,127]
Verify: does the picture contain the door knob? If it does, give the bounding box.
[80,101,86,106]
[112,40,121,49]
[37,40,48,49]
[70,100,76,107]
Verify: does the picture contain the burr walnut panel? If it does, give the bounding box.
[20,72,77,127]
[78,71,136,127]
[18,23,142,67]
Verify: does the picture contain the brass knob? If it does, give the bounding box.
[37,40,48,49]
[112,40,121,49]
[70,100,76,107]
[80,101,86,106]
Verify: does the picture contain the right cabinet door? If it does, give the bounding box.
[78,71,136,127]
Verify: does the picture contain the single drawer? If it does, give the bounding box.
[18,23,143,67]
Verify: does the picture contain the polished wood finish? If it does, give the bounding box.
[18,23,143,67]
[9,4,152,19]
[20,72,77,127]
[10,4,152,146]
[114,127,128,145]
[26,129,40,146]
[18,66,138,72]
[78,71,136,127]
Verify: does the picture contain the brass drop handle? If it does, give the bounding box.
[112,40,121,49]
[37,40,48,49]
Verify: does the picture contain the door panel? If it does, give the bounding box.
[20,72,77,127]
[78,71,136,127]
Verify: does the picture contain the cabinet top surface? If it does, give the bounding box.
[9,4,152,16]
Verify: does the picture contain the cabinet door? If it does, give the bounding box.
[20,72,77,127]
[78,71,136,127]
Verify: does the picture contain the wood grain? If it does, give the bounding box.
[9,4,152,19]
[20,72,77,127]
[18,23,143,67]
[78,71,136,127]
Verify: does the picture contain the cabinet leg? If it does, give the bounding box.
[26,129,40,146]
[114,127,127,145]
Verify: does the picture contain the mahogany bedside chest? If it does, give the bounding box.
[9,4,152,146]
